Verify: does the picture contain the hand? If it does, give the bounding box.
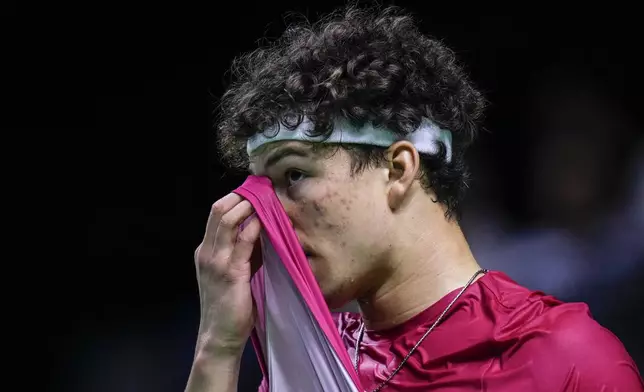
[193,193,262,357]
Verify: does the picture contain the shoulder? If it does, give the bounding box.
[485,272,644,391]
[529,307,643,390]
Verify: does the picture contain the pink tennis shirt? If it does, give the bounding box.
[236,175,642,391]
[260,270,643,391]
[336,270,643,391]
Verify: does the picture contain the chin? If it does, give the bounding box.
[326,297,353,311]
[319,284,351,310]
[323,295,343,310]
[307,257,348,308]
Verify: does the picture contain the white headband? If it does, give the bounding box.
[246,117,452,162]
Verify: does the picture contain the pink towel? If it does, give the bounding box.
[234,175,363,392]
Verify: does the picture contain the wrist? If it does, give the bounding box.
[194,347,243,371]
[197,332,247,359]
[187,343,243,391]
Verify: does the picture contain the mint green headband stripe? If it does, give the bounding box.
[247,117,452,162]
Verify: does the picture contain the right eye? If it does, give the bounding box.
[285,169,307,188]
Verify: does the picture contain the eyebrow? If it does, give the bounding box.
[252,145,313,174]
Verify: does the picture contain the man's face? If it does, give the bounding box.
[250,141,393,308]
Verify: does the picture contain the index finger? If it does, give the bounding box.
[202,193,244,248]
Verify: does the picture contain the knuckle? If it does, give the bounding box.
[194,244,218,265]
[195,252,212,268]
[196,253,228,275]
[218,269,236,284]
[219,215,237,229]
[237,231,257,245]
[211,262,228,277]
[211,201,225,215]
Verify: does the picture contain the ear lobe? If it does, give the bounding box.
[386,141,420,210]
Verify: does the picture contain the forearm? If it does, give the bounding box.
[185,350,242,392]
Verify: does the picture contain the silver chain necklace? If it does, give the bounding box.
[353,268,488,392]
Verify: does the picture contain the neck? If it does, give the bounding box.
[357,205,482,331]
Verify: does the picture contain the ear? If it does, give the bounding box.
[386,140,421,210]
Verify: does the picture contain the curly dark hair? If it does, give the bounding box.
[215,4,486,219]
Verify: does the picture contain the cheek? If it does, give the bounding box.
[288,178,385,258]
[290,182,355,234]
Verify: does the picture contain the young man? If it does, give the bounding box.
[186,5,643,392]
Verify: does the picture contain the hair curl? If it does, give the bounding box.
[215,4,486,219]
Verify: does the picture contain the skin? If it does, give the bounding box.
[249,140,483,329]
[185,139,482,392]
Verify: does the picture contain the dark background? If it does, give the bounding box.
[7,1,641,390]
